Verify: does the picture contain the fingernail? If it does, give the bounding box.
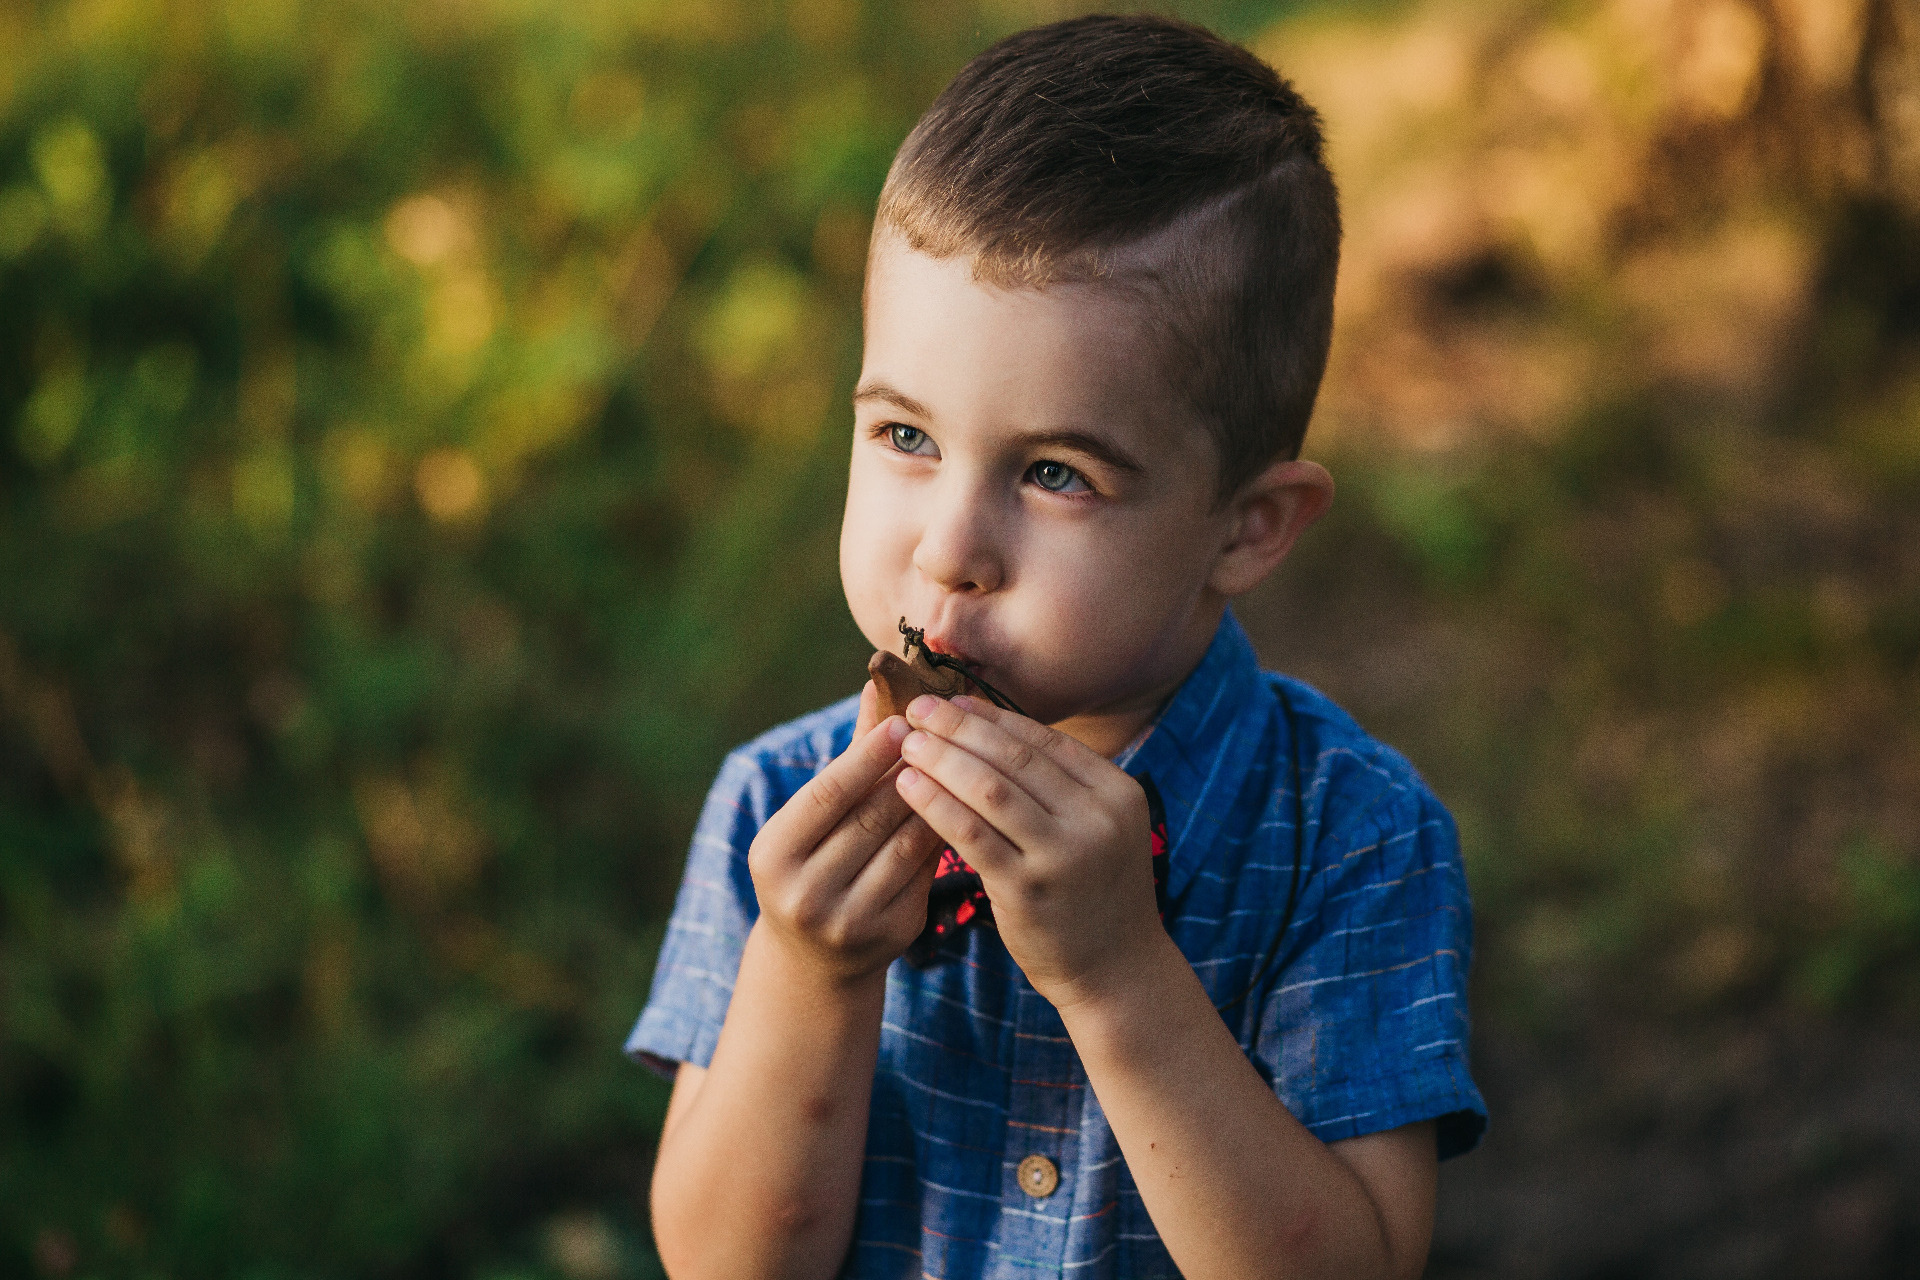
[897,766,923,793]
[886,716,910,743]
[903,730,930,753]
[908,694,941,720]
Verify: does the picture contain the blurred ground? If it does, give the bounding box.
[2,0,1916,1276]
[1428,1017,1920,1279]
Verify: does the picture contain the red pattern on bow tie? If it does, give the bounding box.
[904,775,1170,969]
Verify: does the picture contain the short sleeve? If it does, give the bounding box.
[623,750,774,1078]
[1254,778,1486,1159]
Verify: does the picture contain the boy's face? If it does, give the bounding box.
[840,235,1241,743]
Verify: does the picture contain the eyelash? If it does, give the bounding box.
[875,423,1097,498]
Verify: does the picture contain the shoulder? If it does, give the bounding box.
[1249,679,1484,1156]
[1257,673,1465,927]
[706,694,863,820]
[1264,673,1454,849]
[629,694,864,1077]
[729,693,861,774]
[671,693,864,922]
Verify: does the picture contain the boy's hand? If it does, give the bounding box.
[895,693,1162,1005]
[747,682,944,985]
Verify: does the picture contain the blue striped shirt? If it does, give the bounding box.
[629,611,1485,1278]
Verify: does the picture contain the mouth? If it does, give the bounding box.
[896,618,1025,716]
[900,618,979,668]
[921,635,974,666]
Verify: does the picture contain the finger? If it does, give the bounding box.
[879,826,943,927]
[895,763,1020,875]
[841,811,943,919]
[894,823,943,911]
[900,723,1055,845]
[759,716,908,867]
[854,679,879,741]
[797,758,922,895]
[946,694,1110,788]
[904,695,1079,813]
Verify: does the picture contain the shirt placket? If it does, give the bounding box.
[996,974,1080,1278]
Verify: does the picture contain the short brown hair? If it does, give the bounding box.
[876,13,1341,498]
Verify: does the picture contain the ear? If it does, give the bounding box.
[1206,458,1334,598]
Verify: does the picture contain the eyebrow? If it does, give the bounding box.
[853,381,933,420]
[853,380,1147,477]
[1015,429,1147,477]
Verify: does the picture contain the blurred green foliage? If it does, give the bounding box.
[0,0,983,1273]
[0,0,1324,1275]
[3,0,1918,1276]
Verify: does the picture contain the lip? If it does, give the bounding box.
[921,634,1031,711]
[905,607,1001,675]
[919,633,972,664]
[900,630,985,683]
[917,625,990,670]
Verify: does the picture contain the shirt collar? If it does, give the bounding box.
[1113,609,1273,901]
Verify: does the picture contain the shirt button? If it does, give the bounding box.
[1017,1154,1060,1199]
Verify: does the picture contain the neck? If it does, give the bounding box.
[1050,699,1173,761]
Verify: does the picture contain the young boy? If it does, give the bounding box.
[630,15,1485,1279]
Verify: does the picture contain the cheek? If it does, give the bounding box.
[1011,526,1191,660]
[1045,514,1202,608]
[839,455,918,644]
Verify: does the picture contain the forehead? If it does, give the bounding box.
[861,237,1209,469]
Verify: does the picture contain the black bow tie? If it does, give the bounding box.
[904,775,1170,969]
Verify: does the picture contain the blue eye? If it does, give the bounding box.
[1029,460,1087,493]
[888,424,935,455]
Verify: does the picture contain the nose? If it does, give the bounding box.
[912,474,1005,595]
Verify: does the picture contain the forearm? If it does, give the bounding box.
[651,921,886,1280]
[1053,935,1407,1280]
